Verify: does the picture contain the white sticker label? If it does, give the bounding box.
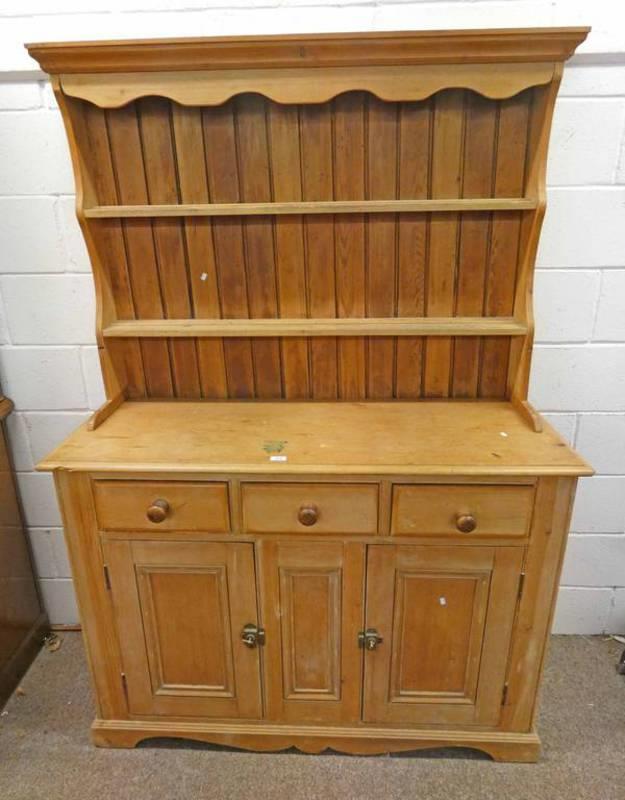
[270,455,287,462]
[200,272,208,281]
[439,597,447,606]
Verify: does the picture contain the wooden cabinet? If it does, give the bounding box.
[363,545,523,726]
[104,540,262,718]
[29,28,592,762]
[259,540,365,723]
[0,396,48,706]
[100,535,523,730]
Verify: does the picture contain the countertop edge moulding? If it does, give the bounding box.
[26,27,590,73]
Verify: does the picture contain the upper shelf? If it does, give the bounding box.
[85,198,537,219]
[102,317,528,339]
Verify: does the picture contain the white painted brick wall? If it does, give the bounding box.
[0,1,623,631]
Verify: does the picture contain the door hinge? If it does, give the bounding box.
[518,571,526,600]
[103,564,111,591]
[121,672,128,702]
[502,682,509,706]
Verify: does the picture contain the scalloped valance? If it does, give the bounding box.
[58,62,556,108]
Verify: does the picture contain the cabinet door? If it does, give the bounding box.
[103,540,262,718]
[363,545,523,726]
[258,540,365,723]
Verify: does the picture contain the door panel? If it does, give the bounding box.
[390,571,488,700]
[138,568,234,695]
[259,540,365,723]
[104,540,262,718]
[363,545,523,726]
[280,568,342,699]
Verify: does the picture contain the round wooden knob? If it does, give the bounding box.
[298,504,319,526]
[147,499,170,524]
[456,513,477,533]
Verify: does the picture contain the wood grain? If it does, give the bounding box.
[241,482,378,534]
[235,95,282,398]
[452,93,497,397]
[258,540,365,723]
[103,317,527,338]
[391,484,533,536]
[333,93,366,399]
[38,400,592,476]
[363,544,523,725]
[395,100,430,398]
[84,198,536,218]
[366,96,397,399]
[138,97,200,398]
[202,101,256,398]
[105,104,173,397]
[93,480,229,532]
[58,63,559,107]
[300,104,338,399]
[480,91,530,397]
[104,539,262,718]
[267,103,310,398]
[423,90,465,397]
[171,104,228,398]
[71,86,545,402]
[90,717,541,761]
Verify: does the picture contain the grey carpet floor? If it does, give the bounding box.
[0,633,624,800]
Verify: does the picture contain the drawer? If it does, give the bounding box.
[391,484,533,537]
[93,481,230,532]
[241,483,378,534]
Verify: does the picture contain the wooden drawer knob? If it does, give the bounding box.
[456,513,477,533]
[298,504,319,526]
[147,499,170,523]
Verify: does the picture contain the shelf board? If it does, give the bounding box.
[103,317,528,339]
[84,198,537,219]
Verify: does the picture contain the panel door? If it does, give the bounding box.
[363,544,523,726]
[104,540,262,718]
[258,540,365,723]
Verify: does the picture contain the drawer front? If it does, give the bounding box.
[93,481,230,532]
[391,484,533,537]
[241,483,379,534]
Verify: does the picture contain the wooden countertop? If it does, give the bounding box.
[37,401,592,477]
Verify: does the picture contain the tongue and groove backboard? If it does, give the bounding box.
[27,29,589,419]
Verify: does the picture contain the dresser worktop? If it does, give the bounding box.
[38,400,591,476]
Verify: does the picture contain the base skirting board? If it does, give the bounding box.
[91,719,541,763]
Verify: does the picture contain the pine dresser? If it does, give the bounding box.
[27,28,592,762]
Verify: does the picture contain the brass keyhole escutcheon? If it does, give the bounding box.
[298,504,319,526]
[241,623,265,648]
[358,628,383,651]
[146,498,170,523]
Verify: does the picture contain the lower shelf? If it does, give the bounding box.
[91,718,541,763]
